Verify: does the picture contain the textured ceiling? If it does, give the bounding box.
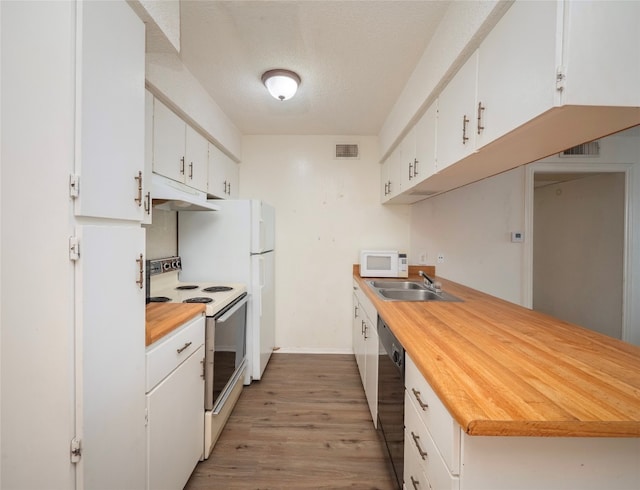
[164,1,450,136]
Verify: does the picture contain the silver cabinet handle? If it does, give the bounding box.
[477,101,485,135]
[462,114,470,144]
[410,476,420,489]
[354,305,359,319]
[177,341,192,354]
[408,160,413,180]
[135,254,144,289]
[144,192,151,215]
[413,158,419,177]
[411,431,428,460]
[412,388,429,411]
[180,156,185,175]
[188,162,193,179]
[134,171,143,206]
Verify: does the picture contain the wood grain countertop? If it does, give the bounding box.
[353,266,640,437]
[145,303,205,347]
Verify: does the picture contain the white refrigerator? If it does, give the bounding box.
[178,200,275,383]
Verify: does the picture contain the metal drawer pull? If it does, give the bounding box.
[412,388,429,410]
[410,476,420,489]
[135,254,144,289]
[462,114,470,144]
[177,341,192,354]
[134,171,143,206]
[411,431,428,460]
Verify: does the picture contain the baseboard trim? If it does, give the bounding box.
[273,347,354,355]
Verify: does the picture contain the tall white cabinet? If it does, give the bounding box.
[1,1,147,488]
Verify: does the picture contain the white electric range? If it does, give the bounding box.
[148,256,248,458]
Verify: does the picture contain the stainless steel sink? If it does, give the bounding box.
[366,279,462,302]
[368,280,427,290]
[378,289,462,302]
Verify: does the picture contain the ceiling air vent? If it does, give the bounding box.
[335,144,359,159]
[559,140,600,157]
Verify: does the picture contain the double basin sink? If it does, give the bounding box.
[366,279,462,302]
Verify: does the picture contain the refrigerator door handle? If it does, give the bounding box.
[258,255,265,316]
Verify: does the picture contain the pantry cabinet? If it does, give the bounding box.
[152,99,209,193]
[208,142,239,199]
[352,281,378,425]
[75,224,147,489]
[146,315,205,490]
[73,0,146,221]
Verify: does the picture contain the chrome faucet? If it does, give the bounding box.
[419,270,442,293]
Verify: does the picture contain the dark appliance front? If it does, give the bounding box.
[377,316,405,489]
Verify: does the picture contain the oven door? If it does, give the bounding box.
[204,294,248,412]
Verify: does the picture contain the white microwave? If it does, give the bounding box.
[360,250,408,278]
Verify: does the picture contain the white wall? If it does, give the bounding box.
[240,135,410,353]
[410,167,526,304]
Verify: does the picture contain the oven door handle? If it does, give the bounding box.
[216,295,248,323]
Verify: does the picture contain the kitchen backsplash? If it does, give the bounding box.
[144,208,177,259]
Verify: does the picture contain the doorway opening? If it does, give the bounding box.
[531,171,625,339]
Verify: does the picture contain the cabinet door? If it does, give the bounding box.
[147,345,205,490]
[381,145,402,202]
[436,52,478,172]
[142,90,154,224]
[153,99,186,183]
[352,292,367,387]
[74,0,145,220]
[363,315,378,424]
[562,0,640,107]
[225,157,240,198]
[185,125,209,192]
[413,101,437,185]
[476,1,557,148]
[75,224,146,490]
[399,127,417,193]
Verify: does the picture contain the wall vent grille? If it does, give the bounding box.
[559,141,600,157]
[335,144,359,159]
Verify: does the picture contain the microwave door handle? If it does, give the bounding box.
[216,296,249,323]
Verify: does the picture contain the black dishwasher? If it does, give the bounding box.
[377,316,405,489]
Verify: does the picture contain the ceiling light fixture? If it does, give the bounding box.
[261,69,301,101]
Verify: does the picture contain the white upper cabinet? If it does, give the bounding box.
[207,142,239,199]
[436,52,478,173]
[185,125,209,192]
[475,0,558,149]
[412,101,438,186]
[74,0,145,220]
[152,99,209,193]
[384,0,640,203]
[380,144,402,202]
[560,0,640,107]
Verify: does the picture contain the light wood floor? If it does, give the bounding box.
[185,353,396,490]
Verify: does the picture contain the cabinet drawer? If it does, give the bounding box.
[146,314,205,392]
[354,282,377,324]
[406,354,460,474]
[405,394,460,490]
[404,443,431,490]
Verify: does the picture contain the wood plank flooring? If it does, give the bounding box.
[185,353,396,490]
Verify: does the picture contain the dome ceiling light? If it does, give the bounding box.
[261,69,301,101]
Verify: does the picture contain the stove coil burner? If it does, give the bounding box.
[183,297,214,304]
[148,296,171,303]
[176,285,199,290]
[202,286,234,293]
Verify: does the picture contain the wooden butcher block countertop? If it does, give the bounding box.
[145,303,205,346]
[354,266,640,437]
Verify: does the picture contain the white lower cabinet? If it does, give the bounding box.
[146,315,205,490]
[404,354,640,490]
[352,281,379,424]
